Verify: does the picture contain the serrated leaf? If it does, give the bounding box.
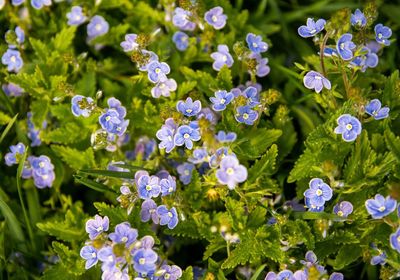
[53,26,76,52]
[248,144,278,182]
[181,266,194,280]
[234,129,282,159]
[94,202,127,226]
[51,145,95,170]
[334,244,362,270]
[217,65,233,89]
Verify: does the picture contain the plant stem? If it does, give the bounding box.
[319,32,329,77]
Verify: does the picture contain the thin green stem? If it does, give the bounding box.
[319,32,329,77]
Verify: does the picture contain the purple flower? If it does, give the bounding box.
[140,199,159,223]
[4,142,25,166]
[156,118,177,153]
[298,18,326,38]
[132,248,158,274]
[366,41,381,53]
[351,9,366,27]
[334,114,362,142]
[157,205,179,229]
[329,273,344,280]
[102,267,129,280]
[210,90,234,111]
[336,33,356,60]
[172,8,196,31]
[365,194,396,219]
[246,33,268,53]
[158,265,183,280]
[67,6,87,26]
[276,270,294,280]
[7,26,25,49]
[371,251,387,265]
[138,50,159,71]
[209,147,235,168]
[172,31,189,51]
[31,0,51,10]
[147,61,170,83]
[87,15,109,39]
[160,175,176,196]
[99,109,129,136]
[390,227,400,253]
[177,97,202,116]
[216,131,236,143]
[305,198,325,212]
[189,148,209,164]
[350,47,378,72]
[375,24,392,46]
[151,78,177,98]
[333,201,353,218]
[235,105,258,125]
[2,83,24,97]
[242,86,260,107]
[2,49,23,72]
[120,33,139,52]
[211,44,233,71]
[30,155,55,189]
[177,162,194,185]
[249,52,270,77]
[85,215,109,239]
[216,155,247,189]
[12,0,25,6]
[80,246,98,269]
[304,178,332,207]
[365,99,389,120]
[303,71,331,93]
[204,6,227,30]
[137,175,161,199]
[174,125,201,149]
[323,47,338,57]
[109,222,138,247]
[71,95,94,117]
[97,246,116,271]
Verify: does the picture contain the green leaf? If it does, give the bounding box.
[217,65,233,89]
[51,145,95,170]
[94,202,127,226]
[0,196,25,243]
[234,129,282,159]
[0,111,11,125]
[73,176,113,193]
[181,266,194,280]
[77,169,134,179]
[52,241,85,276]
[30,38,49,60]
[385,130,400,163]
[250,264,267,280]
[37,221,85,241]
[75,72,96,97]
[247,144,278,183]
[203,237,226,260]
[31,100,49,128]
[0,113,18,144]
[177,81,197,99]
[334,244,362,270]
[53,26,76,52]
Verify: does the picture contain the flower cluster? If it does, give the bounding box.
[0,0,51,10]
[2,26,24,73]
[81,215,183,279]
[66,6,109,40]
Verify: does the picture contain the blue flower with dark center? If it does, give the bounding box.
[375,24,392,46]
[365,194,396,219]
[172,31,189,51]
[365,99,389,120]
[204,6,227,30]
[177,162,194,185]
[304,178,332,207]
[147,61,170,83]
[334,114,362,142]
[2,49,23,72]
[210,44,233,71]
[67,6,87,26]
[235,105,258,125]
[157,205,179,229]
[336,33,356,60]
[390,227,400,253]
[298,18,326,38]
[137,175,161,199]
[176,97,202,116]
[80,246,98,269]
[333,201,353,218]
[351,9,366,27]
[210,90,234,111]
[87,15,109,39]
[246,33,268,53]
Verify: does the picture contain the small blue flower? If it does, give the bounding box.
[189,148,209,164]
[176,97,202,117]
[323,47,338,57]
[30,155,55,189]
[197,107,218,125]
[371,251,387,266]
[67,6,87,26]
[365,99,389,120]
[2,83,24,97]
[365,194,396,219]
[210,90,234,111]
[334,114,362,142]
[246,33,268,53]
[12,0,25,6]
[2,49,23,72]
[305,198,325,212]
[138,50,159,71]
[27,112,46,147]
[375,24,392,46]
[157,205,179,229]
[87,15,109,39]
[216,155,247,190]
[147,61,171,83]
[209,147,234,168]
[390,227,400,253]
[177,162,194,185]
[329,273,344,280]
[172,31,189,51]
[351,9,366,27]
[242,86,260,107]
[333,201,353,218]
[210,44,234,71]
[109,222,138,247]
[156,118,177,153]
[85,215,109,240]
[160,175,176,196]
[172,7,196,31]
[336,33,356,60]
[249,52,270,77]
[174,125,201,149]
[235,105,258,125]
[204,6,227,30]
[151,78,177,98]
[303,71,331,93]
[71,95,94,117]
[276,270,294,280]
[97,246,116,271]
[132,248,158,274]
[137,175,161,199]
[99,109,129,136]
[4,142,25,166]
[140,199,159,223]
[350,47,378,72]
[120,33,139,52]
[304,178,332,207]
[298,18,326,38]
[80,246,98,269]
[216,131,237,143]
[158,264,183,280]
[7,26,25,49]
[31,0,51,10]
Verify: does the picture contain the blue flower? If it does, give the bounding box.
[323,47,338,57]
[140,199,159,223]
[177,162,194,185]
[71,95,95,117]
[99,109,129,136]
[138,50,159,71]
[157,264,183,280]
[350,47,378,72]
[151,78,177,98]
[334,114,362,142]
[12,0,25,6]
[176,97,202,116]
[137,175,161,199]
[172,7,196,31]
[329,273,344,280]
[27,112,46,147]
[156,118,177,153]
[7,26,25,49]
[31,0,51,10]
[298,18,326,38]
[216,155,247,189]
[172,31,189,51]
[4,142,25,166]
[209,147,234,168]
[365,99,389,120]
[371,251,387,266]
[390,227,400,253]
[216,131,237,143]
[157,205,179,229]
[305,198,325,212]
[333,201,353,218]
[246,33,268,53]
[2,49,23,72]
[147,61,171,83]
[210,90,234,111]
[204,6,227,30]
[210,44,234,71]
[365,194,396,219]
[132,248,158,274]
[2,83,23,97]
[174,125,201,149]
[97,246,116,271]
[30,155,55,189]
[235,105,258,125]
[249,52,270,77]
[85,215,109,240]
[87,15,109,39]
[351,9,366,27]
[80,246,98,269]
[160,175,176,196]
[109,222,138,247]
[303,71,331,93]
[189,148,209,164]
[304,178,332,207]
[242,86,260,107]
[120,33,139,52]
[102,267,129,280]
[336,33,356,60]
[276,270,294,280]
[67,6,87,26]
[375,24,392,46]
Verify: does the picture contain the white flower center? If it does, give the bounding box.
[220,98,226,104]
[243,113,249,120]
[164,273,171,280]
[168,187,173,193]
[159,83,165,89]
[316,189,323,196]
[121,236,128,242]
[183,133,190,139]
[39,162,45,168]
[115,272,122,279]
[340,43,345,50]
[310,29,317,34]
[315,75,322,80]
[212,15,218,22]
[146,185,152,191]
[91,252,96,258]
[226,167,234,175]
[337,210,344,216]
[75,15,81,21]
[139,257,146,264]
[10,56,16,63]
[95,24,102,31]
[184,170,189,175]
[378,206,386,212]
[168,212,173,218]
[105,116,111,121]
[222,55,227,62]
[346,124,353,130]
[97,226,103,232]
[167,136,172,142]
[155,68,161,74]
[378,33,383,39]
[107,255,113,262]
[186,108,192,113]
[42,174,49,180]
